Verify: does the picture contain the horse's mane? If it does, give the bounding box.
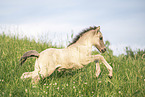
[67,26,98,47]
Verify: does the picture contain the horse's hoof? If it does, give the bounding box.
[108,76,112,79]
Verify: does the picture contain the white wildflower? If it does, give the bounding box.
[98,81,102,83]
[9,94,12,97]
[57,87,59,90]
[25,89,28,93]
[84,82,87,84]
[44,83,46,85]
[66,84,68,86]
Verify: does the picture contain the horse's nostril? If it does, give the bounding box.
[101,48,106,53]
[104,48,106,51]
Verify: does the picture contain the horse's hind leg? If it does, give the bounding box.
[21,59,40,80]
[31,66,56,84]
[21,72,33,79]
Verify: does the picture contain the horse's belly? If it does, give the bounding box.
[38,48,86,70]
[59,61,84,70]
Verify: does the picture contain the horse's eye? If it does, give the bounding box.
[100,37,102,40]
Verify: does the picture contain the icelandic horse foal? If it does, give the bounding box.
[20,26,113,83]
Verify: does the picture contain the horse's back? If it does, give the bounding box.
[37,48,82,69]
[38,48,60,63]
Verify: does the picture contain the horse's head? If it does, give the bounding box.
[92,26,106,53]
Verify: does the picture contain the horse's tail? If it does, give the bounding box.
[19,50,39,66]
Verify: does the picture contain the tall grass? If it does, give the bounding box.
[0,33,144,97]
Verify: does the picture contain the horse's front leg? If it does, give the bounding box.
[95,60,101,78]
[92,54,113,78]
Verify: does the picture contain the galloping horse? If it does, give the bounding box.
[20,26,113,83]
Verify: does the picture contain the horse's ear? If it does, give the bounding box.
[94,26,100,34]
[97,26,100,33]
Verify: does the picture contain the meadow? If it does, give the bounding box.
[0,33,144,97]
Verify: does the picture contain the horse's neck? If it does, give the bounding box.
[78,44,92,55]
[68,32,93,55]
[68,40,93,56]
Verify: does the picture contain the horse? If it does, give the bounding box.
[20,26,113,84]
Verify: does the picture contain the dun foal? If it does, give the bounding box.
[20,26,113,83]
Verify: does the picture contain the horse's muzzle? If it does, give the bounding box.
[101,48,106,53]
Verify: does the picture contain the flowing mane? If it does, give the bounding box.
[68,26,98,47]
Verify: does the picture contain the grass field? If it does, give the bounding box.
[0,33,144,97]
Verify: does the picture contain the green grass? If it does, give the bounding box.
[0,34,144,97]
